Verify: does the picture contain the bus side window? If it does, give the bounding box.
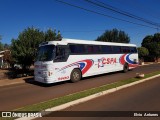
[87,45,94,53]
[122,47,130,53]
[69,44,86,54]
[130,47,137,53]
[113,46,121,54]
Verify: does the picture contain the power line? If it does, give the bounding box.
[94,0,160,25]
[55,0,158,30]
[85,0,160,28]
[115,0,160,20]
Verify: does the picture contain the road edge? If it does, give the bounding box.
[16,74,160,120]
[45,74,160,111]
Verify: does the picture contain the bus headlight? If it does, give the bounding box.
[42,71,48,77]
[43,71,53,77]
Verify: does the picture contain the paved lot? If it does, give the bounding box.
[0,64,160,111]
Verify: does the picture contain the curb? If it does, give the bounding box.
[139,62,160,66]
[16,74,160,120]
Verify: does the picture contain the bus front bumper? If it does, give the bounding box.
[34,76,56,84]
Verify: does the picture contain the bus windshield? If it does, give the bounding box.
[36,45,55,61]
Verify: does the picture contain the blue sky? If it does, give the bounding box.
[0,0,160,46]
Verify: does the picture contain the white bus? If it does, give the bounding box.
[34,38,138,84]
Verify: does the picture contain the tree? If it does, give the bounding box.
[141,33,160,61]
[137,47,149,61]
[141,35,153,48]
[45,29,57,41]
[0,35,4,51]
[96,28,130,43]
[3,44,10,50]
[11,27,62,69]
[45,29,62,41]
[153,33,160,42]
[0,43,3,51]
[11,27,44,69]
[56,31,62,40]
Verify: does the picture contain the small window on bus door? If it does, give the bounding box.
[54,45,69,62]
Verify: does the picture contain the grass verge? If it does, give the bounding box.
[12,70,160,112]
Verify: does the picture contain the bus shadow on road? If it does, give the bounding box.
[23,70,130,87]
[23,77,70,87]
[81,70,124,81]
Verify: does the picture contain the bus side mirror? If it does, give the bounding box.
[54,56,63,62]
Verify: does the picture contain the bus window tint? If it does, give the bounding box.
[69,44,137,54]
[93,45,101,53]
[130,47,137,53]
[70,44,85,54]
[122,47,130,53]
[101,45,112,54]
[36,45,55,61]
[113,46,121,54]
[87,45,94,53]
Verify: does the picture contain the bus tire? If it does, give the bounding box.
[123,63,129,73]
[70,69,82,82]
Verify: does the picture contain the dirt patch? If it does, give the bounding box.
[0,70,9,80]
[0,69,34,80]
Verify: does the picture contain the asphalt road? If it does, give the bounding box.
[44,76,160,120]
[0,64,160,111]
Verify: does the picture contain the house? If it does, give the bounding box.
[0,50,10,68]
[0,51,4,68]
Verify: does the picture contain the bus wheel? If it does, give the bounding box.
[70,69,82,82]
[123,63,129,73]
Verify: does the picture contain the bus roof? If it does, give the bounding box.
[40,38,137,47]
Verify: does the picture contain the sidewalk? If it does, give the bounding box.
[139,62,160,66]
